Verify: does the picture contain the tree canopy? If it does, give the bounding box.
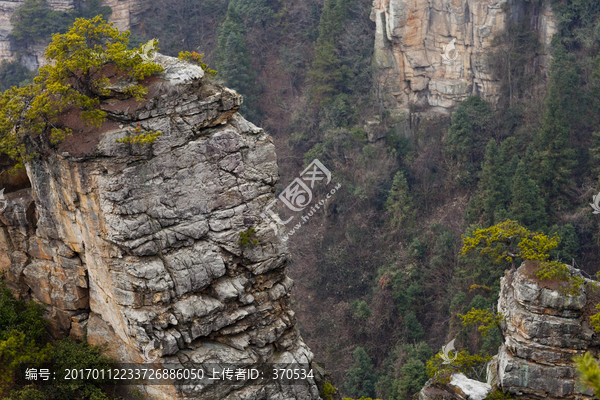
[0,16,163,168]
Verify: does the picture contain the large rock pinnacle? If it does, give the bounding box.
[0,54,321,399]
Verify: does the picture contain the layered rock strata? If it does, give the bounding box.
[490,263,598,399]
[371,0,556,113]
[0,54,320,400]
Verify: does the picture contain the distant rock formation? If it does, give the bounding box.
[371,0,556,114]
[489,262,597,399]
[418,262,599,400]
[0,54,321,399]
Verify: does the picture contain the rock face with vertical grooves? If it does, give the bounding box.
[371,0,556,114]
[0,54,321,400]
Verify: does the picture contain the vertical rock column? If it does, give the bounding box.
[492,263,598,399]
[0,54,321,400]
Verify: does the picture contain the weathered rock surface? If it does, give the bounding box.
[0,54,320,399]
[418,373,491,400]
[490,263,599,399]
[371,0,556,113]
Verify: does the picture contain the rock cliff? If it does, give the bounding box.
[371,0,556,114]
[0,54,321,399]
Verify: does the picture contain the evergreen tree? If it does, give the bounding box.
[532,42,578,207]
[309,0,351,105]
[392,358,427,400]
[0,61,33,91]
[9,0,71,45]
[9,0,111,47]
[385,170,414,228]
[403,311,424,343]
[467,139,515,225]
[445,97,496,182]
[509,159,547,230]
[344,347,377,398]
[215,4,261,122]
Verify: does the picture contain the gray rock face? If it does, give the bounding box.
[492,263,598,399]
[0,54,320,399]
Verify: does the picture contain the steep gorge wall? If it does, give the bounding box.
[371,0,556,114]
[0,54,320,400]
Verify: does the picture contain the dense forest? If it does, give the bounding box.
[2,0,600,399]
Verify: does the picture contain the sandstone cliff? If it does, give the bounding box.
[371,0,556,114]
[0,54,321,399]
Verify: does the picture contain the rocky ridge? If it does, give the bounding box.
[371,0,556,114]
[0,54,321,399]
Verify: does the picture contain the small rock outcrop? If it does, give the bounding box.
[490,263,598,399]
[371,0,556,114]
[0,54,320,399]
[418,373,491,400]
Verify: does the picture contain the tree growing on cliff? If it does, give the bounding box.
[576,352,600,397]
[461,220,584,294]
[10,0,112,47]
[0,16,163,169]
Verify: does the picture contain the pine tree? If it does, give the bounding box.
[532,43,578,207]
[385,170,414,229]
[509,159,547,230]
[445,97,495,182]
[215,4,260,122]
[468,139,515,225]
[308,0,351,105]
[344,347,377,398]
